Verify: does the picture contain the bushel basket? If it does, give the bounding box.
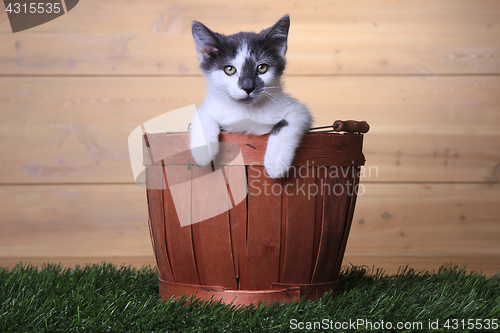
[144,128,366,306]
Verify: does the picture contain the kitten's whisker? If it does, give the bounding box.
[261,90,288,104]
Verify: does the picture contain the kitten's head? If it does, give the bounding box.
[192,15,290,104]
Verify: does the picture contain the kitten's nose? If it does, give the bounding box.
[240,78,255,95]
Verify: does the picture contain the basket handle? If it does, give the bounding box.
[333,120,370,133]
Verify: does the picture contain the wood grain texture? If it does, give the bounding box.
[244,166,282,290]
[190,164,237,289]
[279,171,316,284]
[347,183,500,257]
[333,167,361,282]
[2,0,498,35]
[1,0,499,75]
[2,76,499,128]
[1,183,498,259]
[145,164,174,282]
[227,166,247,288]
[1,0,499,272]
[0,184,151,258]
[311,168,353,283]
[1,76,500,183]
[312,166,326,278]
[4,125,499,183]
[162,165,199,284]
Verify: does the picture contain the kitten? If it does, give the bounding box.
[190,15,312,178]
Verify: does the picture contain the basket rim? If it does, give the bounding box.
[143,131,365,167]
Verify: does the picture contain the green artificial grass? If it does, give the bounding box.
[0,263,499,332]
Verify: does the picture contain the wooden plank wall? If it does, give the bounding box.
[1,0,499,275]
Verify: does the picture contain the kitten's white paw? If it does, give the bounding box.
[264,146,292,179]
[191,142,219,166]
[265,163,289,179]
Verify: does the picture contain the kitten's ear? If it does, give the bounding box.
[192,21,219,61]
[262,14,290,56]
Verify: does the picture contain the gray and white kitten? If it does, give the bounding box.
[190,15,312,178]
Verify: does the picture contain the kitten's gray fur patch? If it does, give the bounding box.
[271,119,289,135]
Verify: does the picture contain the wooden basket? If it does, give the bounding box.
[143,131,365,306]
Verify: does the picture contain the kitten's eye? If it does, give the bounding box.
[257,64,268,74]
[224,66,236,76]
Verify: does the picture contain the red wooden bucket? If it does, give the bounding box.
[143,131,365,306]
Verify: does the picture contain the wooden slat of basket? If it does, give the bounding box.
[271,281,339,300]
[311,166,327,280]
[162,164,199,285]
[333,167,360,282]
[243,166,282,290]
[159,280,300,306]
[311,167,353,283]
[143,132,189,166]
[227,166,248,289]
[145,165,174,282]
[191,164,237,289]
[279,170,316,284]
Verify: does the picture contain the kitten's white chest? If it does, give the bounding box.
[203,97,286,135]
[221,119,274,135]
